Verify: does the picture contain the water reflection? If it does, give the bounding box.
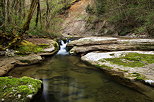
[8,55,153,102]
[42,79,49,102]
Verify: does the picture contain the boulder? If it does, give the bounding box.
[15,54,43,65]
[38,39,59,56]
[0,76,42,102]
[0,54,43,76]
[17,38,59,56]
[0,57,16,76]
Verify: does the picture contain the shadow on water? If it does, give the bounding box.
[7,40,154,102]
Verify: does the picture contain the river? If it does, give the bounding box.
[7,40,153,102]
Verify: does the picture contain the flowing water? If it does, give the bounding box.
[57,40,70,55]
[8,40,153,102]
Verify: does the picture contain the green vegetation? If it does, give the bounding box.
[103,53,154,67]
[95,64,113,70]
[17,40,48,54]
[0,76,42,102]
[130,72,145,80]
[27,0,79,37]
[0,0,78,50]
[87,0,154,36]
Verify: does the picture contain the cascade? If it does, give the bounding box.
[57,39,70,55]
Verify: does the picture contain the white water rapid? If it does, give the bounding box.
[57,40,70,55]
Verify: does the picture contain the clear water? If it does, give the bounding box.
[8,55,153,102]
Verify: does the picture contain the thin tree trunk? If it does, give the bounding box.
[0,0,5,31]
[35,0,40,27]
[22,0,38,34]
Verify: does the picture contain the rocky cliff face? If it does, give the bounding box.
[62,0,115,37]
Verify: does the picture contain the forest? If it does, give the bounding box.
[93,0,154,36]
[0,0,77,50]
[1,0,154,49]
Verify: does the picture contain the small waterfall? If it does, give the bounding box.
[57,39,70,55]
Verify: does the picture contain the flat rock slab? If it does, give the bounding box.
[81,51,154,87]
[27,38,59,56]
[68,37,154,54]
[118,39,154,44]
[68,37,154,46]
[67,37,118,46]
[0,54,43,76]
[70,44,136,54]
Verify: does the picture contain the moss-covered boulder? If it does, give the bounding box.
[0,76,42,102]
[17,38,59,55]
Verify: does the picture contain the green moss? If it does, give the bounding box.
[95,64,113,69]
[18,46,43,54]
[17,40,49,54]
[53,42,59,52]
[104,53,154,67]
[130,73,145,80]
[0,76,42,102]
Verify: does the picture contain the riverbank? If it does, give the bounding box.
[0,38,59,76]
[68,37,154,98]
[0,38,59,101]
[1,36,154,101]
[7,53,153,102]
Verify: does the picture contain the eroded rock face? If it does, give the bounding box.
[67,37,118,46]
[62,0,116,37]
[15,54,43,66]
[0,77,42,102]
[68,37,154,54]
[0,55,43,76]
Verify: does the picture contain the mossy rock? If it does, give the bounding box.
[104,53,154,67]
[17,40,49,55]
[0,76,42,102]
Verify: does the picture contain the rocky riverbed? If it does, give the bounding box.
[0,38,59,76]
[68,37,154,97]
[0,38,59,101]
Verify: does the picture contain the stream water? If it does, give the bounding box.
[8,40,153,102]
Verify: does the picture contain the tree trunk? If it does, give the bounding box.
[22,0,38,34]
[35,0,41,27]
[0,0,5,31]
